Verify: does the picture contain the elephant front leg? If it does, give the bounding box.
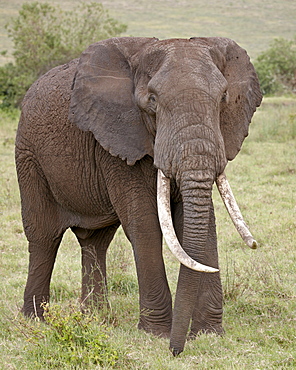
[190,206,224,337]
[189,272,224,338]
[137,260,173,338]
[123,218,172,338]
[106,158,172,337]
[170,200,223,340]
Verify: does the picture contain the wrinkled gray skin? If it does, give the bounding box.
[16,37,262,355]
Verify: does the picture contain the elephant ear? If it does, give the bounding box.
[201,37,262,161]
[69,37,157,165]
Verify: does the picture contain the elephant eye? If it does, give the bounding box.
[147,94,157,115]
[148,94,156,103]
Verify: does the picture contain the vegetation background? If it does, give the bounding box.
[1,0,296,64]
[0,0,295,369]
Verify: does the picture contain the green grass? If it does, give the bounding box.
[1,0,296,65]
[0,97,295,368]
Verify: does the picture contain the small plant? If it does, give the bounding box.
[24,304,119,368]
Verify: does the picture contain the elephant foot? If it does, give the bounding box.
[137,305,172,338]
[138,321,171,339]
[22,306,46,321]
[188,324,225,340]
[22,296,48,320]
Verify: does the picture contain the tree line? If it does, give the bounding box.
[0,1,295,109]
[0,2,127,108]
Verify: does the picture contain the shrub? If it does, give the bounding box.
[254,36,296,95]
[0,1,127,108]
[25,304,119,368]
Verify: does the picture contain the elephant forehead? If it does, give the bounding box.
[141,47,225,93]
[139,39,218,79]
[144,38,211,60]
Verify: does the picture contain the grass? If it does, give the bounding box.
[0,0,296,65]
[0,97,295,368]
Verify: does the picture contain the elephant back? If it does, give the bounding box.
[17,59,79,150]
[22,59,78,117]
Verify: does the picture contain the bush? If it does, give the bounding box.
[254,36,296,95]
[0,1,127,108]
[22,304,119,368]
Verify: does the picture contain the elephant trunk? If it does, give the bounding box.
[169,168,216,355]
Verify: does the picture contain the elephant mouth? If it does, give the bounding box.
[157,170,257,272]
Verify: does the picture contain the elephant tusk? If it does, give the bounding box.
[216,172,258,249]
[157,170,219,273]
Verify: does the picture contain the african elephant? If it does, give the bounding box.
[15,37,262,355]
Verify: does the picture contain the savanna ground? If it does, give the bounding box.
[0,0,296,369]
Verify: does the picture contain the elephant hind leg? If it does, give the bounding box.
[72,223,120,312]
[18,155,67,318]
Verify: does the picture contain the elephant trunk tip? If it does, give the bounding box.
[170,346,183,357]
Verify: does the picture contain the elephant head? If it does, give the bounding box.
[69,37,262,354]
